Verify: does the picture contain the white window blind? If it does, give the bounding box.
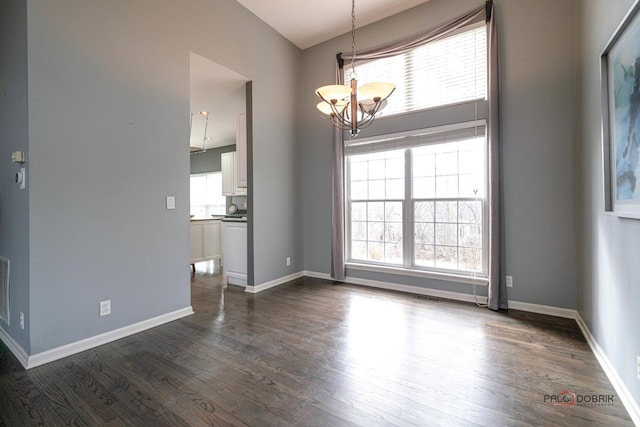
[346,25,487,116]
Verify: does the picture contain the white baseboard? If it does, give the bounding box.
[507,301,577,319]
[303,270,487,304]
[347,274,484,304]
[302,270,332,280]
[246,271,304,293]
[25,306,194,369]
[0,326,29,368]
[303,271,584,318]
[575,313,640,426]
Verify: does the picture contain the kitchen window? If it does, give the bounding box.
[346,124,487,278]
[190,172,226,217]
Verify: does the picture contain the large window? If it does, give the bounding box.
[344,21,488,280]
[346,125,487,278]
[190,172,226,217]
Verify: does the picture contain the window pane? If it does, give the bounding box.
[435,224,457,246]
[435,201,457,223]
[415,245,435,267]
[351,181,368,200]
[413,137,485,200]
[435,246,458,270]
[352,221,367,241]
[368,222,384,242]
[459,247,482,272]
[352,202,367,221]
[385,202,403,222]
[415,201,435,222]
[459,201,482,224]
[413,177,435,199]
[368,202,385,221]
[349,150,405,201]
[459,224,481,248]
[414,222,434,244]
[348,201,403,265]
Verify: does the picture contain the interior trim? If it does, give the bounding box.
[246,271,304,293]
[576,313,640,426]
[0,325,29,368]
[26,306,194,369]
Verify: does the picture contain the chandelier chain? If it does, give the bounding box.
[350,0,357,80]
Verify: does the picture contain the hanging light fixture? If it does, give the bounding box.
[315,0,395,137]
[189,111,210,153]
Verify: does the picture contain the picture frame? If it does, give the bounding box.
[601,0,640,218]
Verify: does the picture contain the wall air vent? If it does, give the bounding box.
[0,257,9,325]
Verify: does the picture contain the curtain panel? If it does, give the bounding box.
[331,1,506,311]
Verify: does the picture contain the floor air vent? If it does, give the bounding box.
[0,257,9,324]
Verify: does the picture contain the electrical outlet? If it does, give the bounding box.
[19,312,24,329]
[637,356,640,382]
[286,257,291,266]
[506,275,513,288]
[100,300,111,317]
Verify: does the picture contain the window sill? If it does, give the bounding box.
[345,262,488,286]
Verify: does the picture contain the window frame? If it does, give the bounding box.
[344,121,489,285]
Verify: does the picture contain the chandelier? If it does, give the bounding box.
[315,0,395,137]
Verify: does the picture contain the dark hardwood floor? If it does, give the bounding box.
[0,264,633,426]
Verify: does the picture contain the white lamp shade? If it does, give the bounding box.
[317,100,347,116]
[316,84,351,103]
[358,82,395,102]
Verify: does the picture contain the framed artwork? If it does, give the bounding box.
[601,0,640,218]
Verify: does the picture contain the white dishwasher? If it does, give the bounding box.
[222,218,247,286]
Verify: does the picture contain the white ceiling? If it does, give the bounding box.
[236,0,431,50]
[189,52,248,151]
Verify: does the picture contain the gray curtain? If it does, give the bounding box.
[486,1,507,310]
[330,2,505,308]
[331,122,346,281]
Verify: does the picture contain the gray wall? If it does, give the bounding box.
[578,0,640,406]
[21,0,301,354]
[300,0,578,309]
[190,144,235,174]
[0,0,30,352]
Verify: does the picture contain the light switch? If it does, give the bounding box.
[166,196,175,210]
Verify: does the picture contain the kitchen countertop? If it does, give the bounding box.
[222,216,247,222]
[190,216,225,221]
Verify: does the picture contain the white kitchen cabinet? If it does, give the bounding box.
[222,220,247,286]
[236,112,247,188]
[221,151,246,196]
[190,220,221,264]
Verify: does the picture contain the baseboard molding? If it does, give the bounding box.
[302,270,332,280]
[246,271,304,294]
[507,301,577,319]
[0,326,30,368]
[303,270,486,304]
[26,306,194,369]
[575,313,640,426]
[303,271,584,318]
[347,274,485,304]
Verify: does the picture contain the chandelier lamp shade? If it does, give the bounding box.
[315,0,395,137]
